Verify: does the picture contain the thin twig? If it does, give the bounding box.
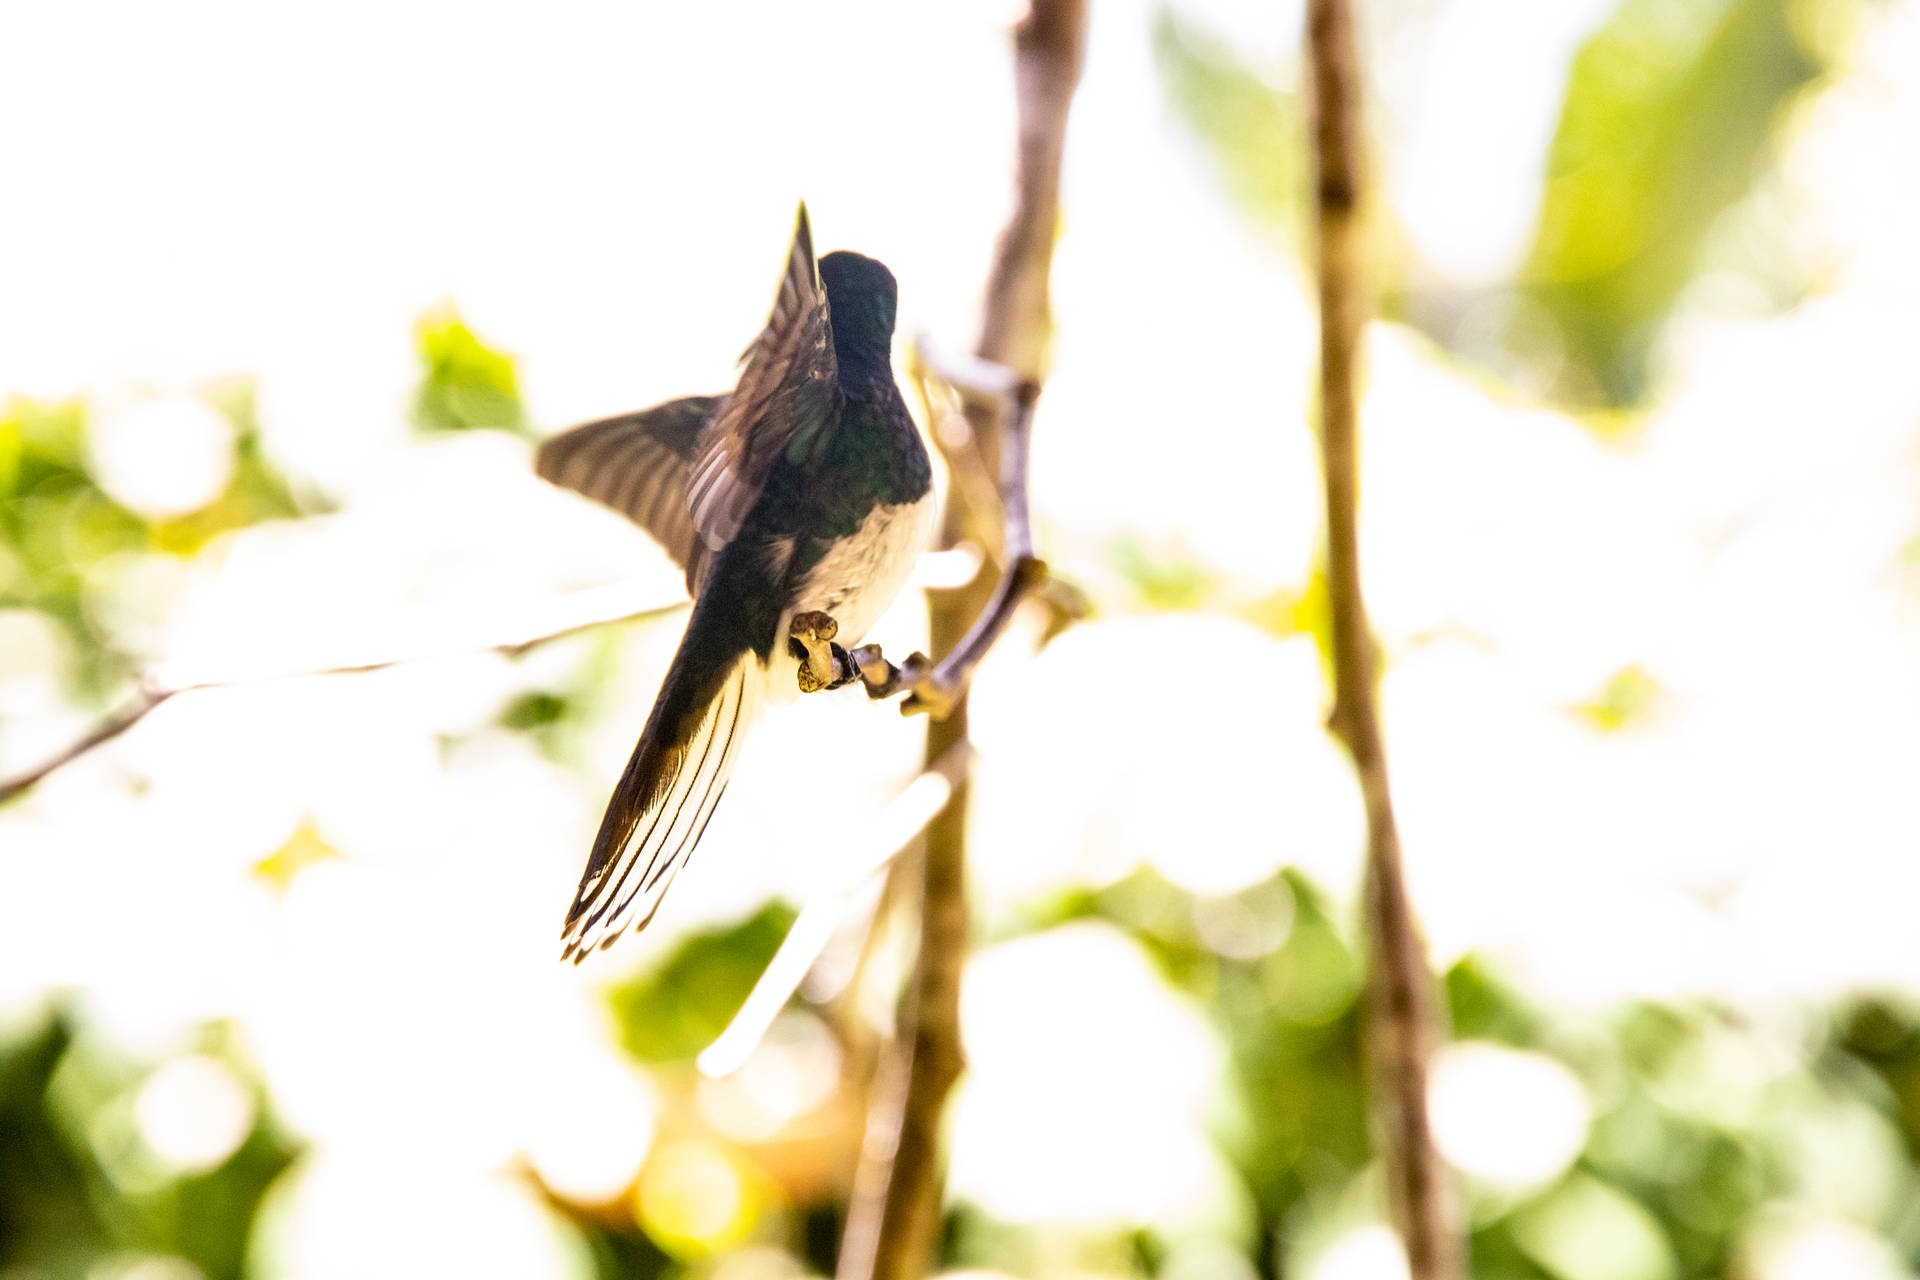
[908,341,1007,558]
[901,379,1048,720]
[1304,1,1461,1277]
[836,3,1086,1279]
[0,586,689,806]
[0,686,175,805]
[803,375,1049,718]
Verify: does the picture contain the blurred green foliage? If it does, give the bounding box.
[0,312,526,703]
[607,903,796,1066]
[1523,0,1820,405]
[1110,536,1219,614]
[1154,0,1828,410]
[12,841,1920,1279]
[1151,10,1304,244]
[951,862,1920,1280]
[0,1014,296,1280]
[412,306,532,437]
[1573,664,1665,731]
[0,388,303,697]
[496,624,642,761]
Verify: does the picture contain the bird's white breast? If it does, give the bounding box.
[789,492,937,642]
[766,493,936,705]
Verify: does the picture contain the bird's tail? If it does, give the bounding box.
[560,600,765,962]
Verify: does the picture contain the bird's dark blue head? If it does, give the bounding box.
[819,250,897,375]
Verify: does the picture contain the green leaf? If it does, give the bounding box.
[411,305,531,436]
[1511,1173,1678,1280]
[606,903,796,1064]
[1109,535,1218,612]
[1,390,316,696]
[498,691,571,732]
[1573,664,1664,731]
[1151,9,1305,239]
[1523,0,1821,405]
[1214,874,1369,1223]
[1446,954,1551,1046]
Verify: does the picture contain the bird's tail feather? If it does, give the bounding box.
[561,640,764,962]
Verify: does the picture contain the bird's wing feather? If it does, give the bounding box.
[535,395,717,591]
[686,203,840,551]
[561,653,762,961]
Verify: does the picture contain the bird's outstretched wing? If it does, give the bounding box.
[686,203,840,551]
[535,395,717,592]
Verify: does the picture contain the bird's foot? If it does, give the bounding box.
[787,612,934,703]
[846,645,934,704]
[789,610,840,692]
[790,611,861,693]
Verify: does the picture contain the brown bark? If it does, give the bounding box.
[1304,1,1462,1277]
[834,4,1087,1279]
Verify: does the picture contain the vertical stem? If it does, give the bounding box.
[1304,2,1461,1278]
[836,4,1087,1279]
[837,608,977,1280]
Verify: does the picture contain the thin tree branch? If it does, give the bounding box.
[901,380,1046,719]
[0,584,689,807]
[907,341,1007,560]
[809,376,1049,719]
[1305,1,1461,1277]
[697,742,972,1080]
[836,4,1086,1279]
[0,685,175,806]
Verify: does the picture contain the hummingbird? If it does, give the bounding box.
[536,205,935,962]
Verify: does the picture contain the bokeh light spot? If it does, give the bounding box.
[87,395,235,520]
[1428,1041,1590,1192]
[636,1139,758,1257]
[132,1054,254,1175]
[523,1051,656,1206]
[1307,1225,1411,1280]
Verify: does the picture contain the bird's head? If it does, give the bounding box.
[819,250,898,374]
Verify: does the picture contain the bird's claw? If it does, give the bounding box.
[790,611,856,693]
[788,611,935,705]
[848,645,935,705]
[790,610,839,645]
